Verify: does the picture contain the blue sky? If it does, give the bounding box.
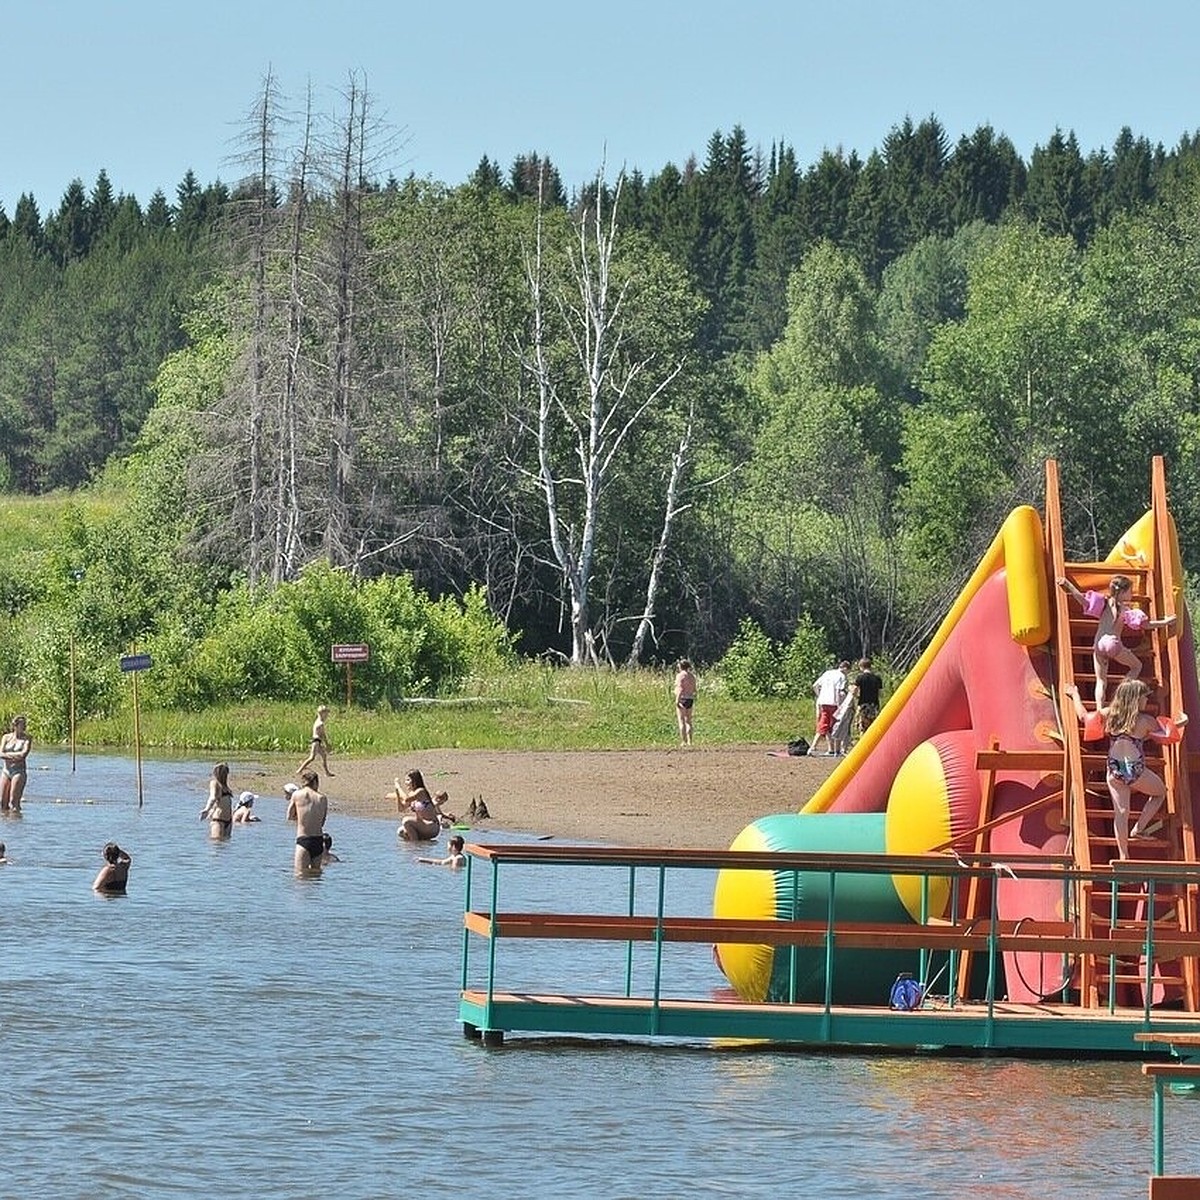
[4,1,1199,216]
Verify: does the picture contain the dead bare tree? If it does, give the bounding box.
[625,399,694,665]
[224,69,288,586]
[521,169,686,665]
[273,83,314,584]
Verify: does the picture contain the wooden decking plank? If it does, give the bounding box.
[464,910,1200,958]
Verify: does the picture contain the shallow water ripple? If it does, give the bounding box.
[1,752,1198,1197]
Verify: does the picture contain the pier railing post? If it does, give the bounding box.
[985,872,998,1045]
[650,864,666,1036]
[788,869,799,1003]
[919,873,930,989]
[1153,1073,1165,1176]
[461,855,473,994]
[822,871,837,1041]
[485,862,500,1031]
[948,873,960,1008]
[1108,878,1119,1014]
[1144,875,1157,1026]
[625,865,636,999]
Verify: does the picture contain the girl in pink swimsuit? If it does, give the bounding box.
[1058,574,1175,706]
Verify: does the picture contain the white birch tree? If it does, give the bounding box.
[520,171,692,665]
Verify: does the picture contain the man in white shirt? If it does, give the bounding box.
[811,660,850,755]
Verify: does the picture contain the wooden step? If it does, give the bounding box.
[1064,561,1150,574]
[1094,974,1186,990]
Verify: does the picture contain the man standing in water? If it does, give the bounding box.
[289,771,328,874]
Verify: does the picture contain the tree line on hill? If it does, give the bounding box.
[2,74,1200,702]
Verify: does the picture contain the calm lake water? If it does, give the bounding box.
[1,751,1196,1198]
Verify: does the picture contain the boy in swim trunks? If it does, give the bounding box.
[1058,574,1176,707]
[674,660,697,746]
[290,771,328,874]
[418,835,466,870]
[297,705,335,777]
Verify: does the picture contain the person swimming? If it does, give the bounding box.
[92,842,131,893]
[233,792,261,823]
[417,834,466,870]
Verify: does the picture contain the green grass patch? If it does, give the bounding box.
[59,665,809,754]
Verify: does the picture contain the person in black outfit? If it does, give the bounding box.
[853,658,884,735]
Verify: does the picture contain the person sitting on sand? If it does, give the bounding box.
[93,842,131,893]
[233,792,261,823]
[290,771,328,874]
[393,769,450,841]
[418,834,466,870]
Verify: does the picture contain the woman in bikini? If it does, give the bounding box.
[1058,574,1176,706]
[199,762,234,839]
[0,714,31,812]
[1065,680,1187,860]
[393,769,447,842]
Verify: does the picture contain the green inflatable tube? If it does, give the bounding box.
[747,813,919,1005]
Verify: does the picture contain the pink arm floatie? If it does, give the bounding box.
[1153,717,1185,745]
[1082,590,1105,618]
[1082,711,1106,742]
[1121,607,1149,632]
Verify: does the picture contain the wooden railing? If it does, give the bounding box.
[1045,459,1102,1003]
[460,844,1200,1032]
[1151,455,1199,1009]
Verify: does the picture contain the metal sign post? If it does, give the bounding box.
[331,643,370,707]
[119,651,153,807]
[69,635,77,773]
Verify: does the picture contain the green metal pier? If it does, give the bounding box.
[457,844,1200,1054]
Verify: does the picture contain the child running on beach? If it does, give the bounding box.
[1058,574,1175,707]
[1064,681,1187,860]
[297,705,335,777]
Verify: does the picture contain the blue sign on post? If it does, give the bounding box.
[119,653,153,673]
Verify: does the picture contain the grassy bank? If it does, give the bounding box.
[55,665,807,755]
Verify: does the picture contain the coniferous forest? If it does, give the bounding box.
[4,74,1200,728]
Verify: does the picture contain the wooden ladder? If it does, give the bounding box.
[1047,457,1197,1010]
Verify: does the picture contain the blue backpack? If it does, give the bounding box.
[889,973,923,1011]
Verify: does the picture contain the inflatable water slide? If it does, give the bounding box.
[714,458,1200,1009]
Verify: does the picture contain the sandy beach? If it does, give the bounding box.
[241,745,840,849]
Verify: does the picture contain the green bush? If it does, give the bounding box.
[140,565,514,708]
[779,613,830,698]
[17,612,122,738]
[716,617,779,699]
